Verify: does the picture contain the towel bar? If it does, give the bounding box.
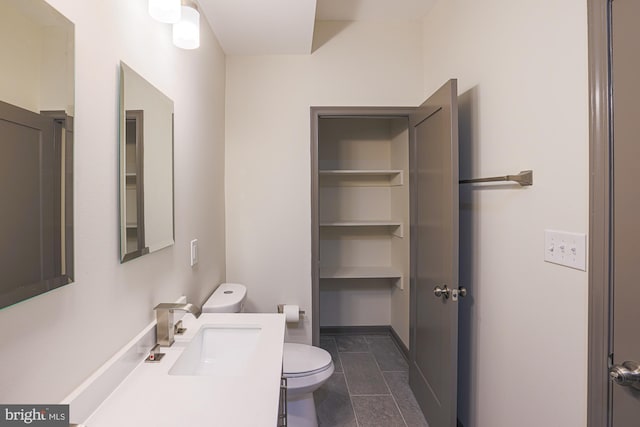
[459,170,533,186]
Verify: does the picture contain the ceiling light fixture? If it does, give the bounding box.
[148,0,181,24]
[173,3,200,50]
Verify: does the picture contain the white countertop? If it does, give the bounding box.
[84,313,285,427]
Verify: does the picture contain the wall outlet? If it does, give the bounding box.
[190,239,198,267]
[544,230,587,271]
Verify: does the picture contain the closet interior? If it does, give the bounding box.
[317,115,411,343]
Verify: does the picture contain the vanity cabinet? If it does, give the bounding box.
[316,114,411,328]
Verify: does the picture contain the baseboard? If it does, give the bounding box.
[319,325,410,362]
[388,326,410,362]
[320,325,390,335]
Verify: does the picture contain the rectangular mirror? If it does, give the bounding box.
[119,62,174,262]
[0,0,74,309]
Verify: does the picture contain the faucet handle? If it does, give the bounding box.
[145,344,165,363]
[154,302,201,319]
[154,303,180,311]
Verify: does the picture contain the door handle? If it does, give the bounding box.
[452,287,467,301]
[434,285,467,300]
[609,361,640,389]
[434,285,451,299]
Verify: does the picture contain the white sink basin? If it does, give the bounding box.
[169,324,261,376]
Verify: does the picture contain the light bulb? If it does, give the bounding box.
[149,0,181,24]
[173,5,200,49]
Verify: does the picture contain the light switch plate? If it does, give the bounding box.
[544,230,586,271]
[190,239,198,267]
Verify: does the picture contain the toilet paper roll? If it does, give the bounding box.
[283,304,300,323]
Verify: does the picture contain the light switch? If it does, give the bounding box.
[544,230,586,271]
[190,239,198,267]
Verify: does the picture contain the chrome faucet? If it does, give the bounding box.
[154,303,201,347]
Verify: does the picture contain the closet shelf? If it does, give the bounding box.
[319,169,403,186]
[320,220,401,226]
[320,266,402,280]
[319,220,403,237]
[319,169,402,175]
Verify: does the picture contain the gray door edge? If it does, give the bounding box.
[587,0,612,426]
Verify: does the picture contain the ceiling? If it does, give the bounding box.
[198,0,437,55]
[316,0,437,21]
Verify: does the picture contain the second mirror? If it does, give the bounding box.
[119,62,174,262]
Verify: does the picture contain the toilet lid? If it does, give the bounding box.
[283,343,332,376]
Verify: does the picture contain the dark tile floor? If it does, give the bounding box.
[314,334,429,427]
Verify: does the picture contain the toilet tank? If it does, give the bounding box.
[202,283,247,313]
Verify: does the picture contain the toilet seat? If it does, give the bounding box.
[283,343,332,378]
[283,343,335,399]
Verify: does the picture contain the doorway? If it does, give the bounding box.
[310,80,461,427]
[310,106,415,348]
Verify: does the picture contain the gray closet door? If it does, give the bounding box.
[409,79,459,427]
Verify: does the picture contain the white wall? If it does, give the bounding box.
[320,280,391,326]
[225,20,423,344]
[421,1,589,426]
[0,0,226,403]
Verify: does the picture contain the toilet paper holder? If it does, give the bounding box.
[277,304,305,317]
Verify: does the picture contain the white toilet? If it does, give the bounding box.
[203,283,334,427]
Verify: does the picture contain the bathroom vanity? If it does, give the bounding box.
[80,313,286,427]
